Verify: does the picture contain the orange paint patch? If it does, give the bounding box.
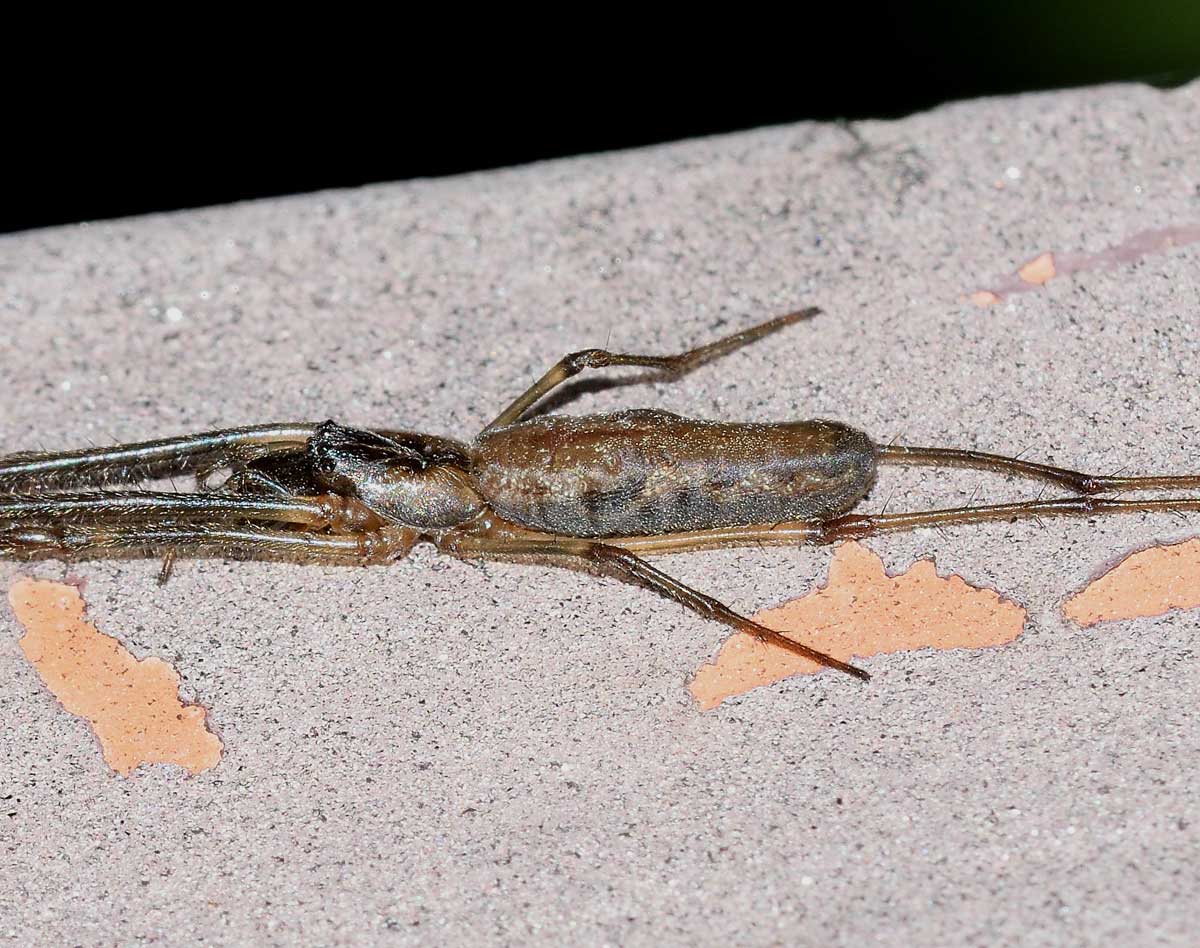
[1017,251,1057,285]
[1064,539,1200,627]
[969,290,1001,307]
[689,542,1026,709]
[9,578,222,776]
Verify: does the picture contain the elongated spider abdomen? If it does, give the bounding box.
[472,409,878,538]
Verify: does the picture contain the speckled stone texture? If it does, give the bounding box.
[2,81,1198,946]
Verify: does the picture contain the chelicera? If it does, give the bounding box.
[4,308,1198,681]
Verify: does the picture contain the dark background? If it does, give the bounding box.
[6,3,1199,235]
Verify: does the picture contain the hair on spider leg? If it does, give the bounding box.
[1166,504,1192,525]
[878,487,897,517]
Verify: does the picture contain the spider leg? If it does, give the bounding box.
[0,423,317,490]
[483,307,821,431]
[818,495,1200,541]
[0,489,387,582]
[438,528,869,681]
[0,521,417,565]
[880,444,1200,493]
[610,522,824,555]
[0,491,383,533]
[606,493,1200,554]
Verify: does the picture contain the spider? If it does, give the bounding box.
[3,307,1198,681]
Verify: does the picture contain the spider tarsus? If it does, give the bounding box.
[754,628,870,682]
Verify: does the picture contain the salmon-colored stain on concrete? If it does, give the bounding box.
[1064,539,1200,627]
[969,290,1001,307]
[972,224,1200,302]
[1017,251,1057,285]
[9,578,222,776]
[689,542,1026,709]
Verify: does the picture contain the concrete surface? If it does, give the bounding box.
[2,81,1199,946]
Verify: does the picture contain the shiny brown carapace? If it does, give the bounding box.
[5,308,1200,682]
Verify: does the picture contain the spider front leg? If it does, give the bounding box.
[0,487,401,574]
[0,521,418,566]
[437,524,869,681]
[0,424,317,490]
[0,491,383,532]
